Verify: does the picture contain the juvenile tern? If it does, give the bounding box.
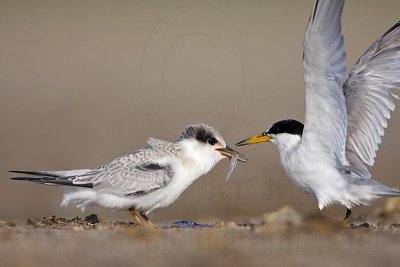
[11,124,247,226]
[237,0,400,223]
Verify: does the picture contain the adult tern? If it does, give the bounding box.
[237,0,400,223]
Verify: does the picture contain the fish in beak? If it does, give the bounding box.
[216,146,248,163]
[235,133,271,146]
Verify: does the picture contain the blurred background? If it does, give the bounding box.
[1,0,400,223]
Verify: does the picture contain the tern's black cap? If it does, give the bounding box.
[265,119,304,136]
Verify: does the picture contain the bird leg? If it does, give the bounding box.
[343,208,352,224]
[129,208,144,226]
[140,212,156,228]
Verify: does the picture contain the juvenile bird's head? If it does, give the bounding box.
[178,123,248,166]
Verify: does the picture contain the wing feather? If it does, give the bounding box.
[73,140,180,196]
[301,0,348,166]
[344,21,400,170]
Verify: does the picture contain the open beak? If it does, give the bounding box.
[216,146,248,163]
[236,133,271,146]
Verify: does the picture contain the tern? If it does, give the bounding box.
[11,124,247,226]
[237,0,400,223]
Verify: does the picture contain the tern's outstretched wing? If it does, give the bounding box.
[344,21,400,175]
[301,0,348,166]
[73,139,181,196]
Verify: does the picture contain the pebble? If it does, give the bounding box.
[6,222,16,227]
[261,206,303,226]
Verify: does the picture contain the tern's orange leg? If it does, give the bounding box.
[140,213,156,228]
[129,208,144,226]
[343,208,352,225]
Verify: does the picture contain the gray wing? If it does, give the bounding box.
[301,0,348,166]
[344,21,400,176]
[73,139,181,196]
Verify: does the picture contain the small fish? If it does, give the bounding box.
[225,154,239,181]
[216,145,247,180]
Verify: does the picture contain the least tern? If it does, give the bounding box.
[11,124,247,226]
[237,0,400,223]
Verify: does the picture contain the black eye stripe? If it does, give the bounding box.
[177,124,220,144]
[195,128,216,144]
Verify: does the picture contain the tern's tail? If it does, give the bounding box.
[348,179,400,207]
[9,169,93,188]
[375,185,400,197]
[369,179,400,197]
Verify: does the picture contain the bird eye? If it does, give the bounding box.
[207,138,217,145]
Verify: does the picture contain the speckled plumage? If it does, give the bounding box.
[11,124,245,218]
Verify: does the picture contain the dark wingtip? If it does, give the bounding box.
[8,170,59,177]
[10,177,39,181]
[382,20,400,38]
[9,170,35,174]
[311,0,320,22]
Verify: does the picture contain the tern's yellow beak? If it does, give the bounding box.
[235,133,271,146]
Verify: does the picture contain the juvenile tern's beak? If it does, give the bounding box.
[236,133,271,146]
[216,146,248,162]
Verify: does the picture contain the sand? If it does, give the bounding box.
[2,206,400,267]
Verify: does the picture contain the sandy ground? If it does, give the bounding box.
[2,206,400,267]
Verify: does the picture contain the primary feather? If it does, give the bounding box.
[344,21,400,169]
